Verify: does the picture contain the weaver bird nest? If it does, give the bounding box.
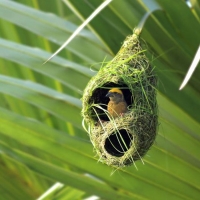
[82,29,158,168]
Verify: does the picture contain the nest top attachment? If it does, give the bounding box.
[82,30,158,168]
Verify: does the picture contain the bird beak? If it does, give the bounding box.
[106,92,113,97]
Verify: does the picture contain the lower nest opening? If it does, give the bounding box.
[88,82,132,121]
[104,129,133,157]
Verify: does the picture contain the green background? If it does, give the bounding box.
[0,0,199,199]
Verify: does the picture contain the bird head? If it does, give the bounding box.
[106,88,124,102]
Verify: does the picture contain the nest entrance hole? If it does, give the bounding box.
[89,82,132,121]
[104,129,133,157]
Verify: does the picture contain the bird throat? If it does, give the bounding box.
[109,97,123,104]
[109,99,121,104]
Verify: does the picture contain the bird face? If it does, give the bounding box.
[106,88,124,103]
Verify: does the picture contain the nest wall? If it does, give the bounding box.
[82,31,158,167]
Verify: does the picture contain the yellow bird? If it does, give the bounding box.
[106,88,128,118]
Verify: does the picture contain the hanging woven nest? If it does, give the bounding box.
[82,29,158,167]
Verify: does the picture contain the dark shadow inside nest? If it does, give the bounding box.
[88,82,133,121]
[104,129,133,157]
